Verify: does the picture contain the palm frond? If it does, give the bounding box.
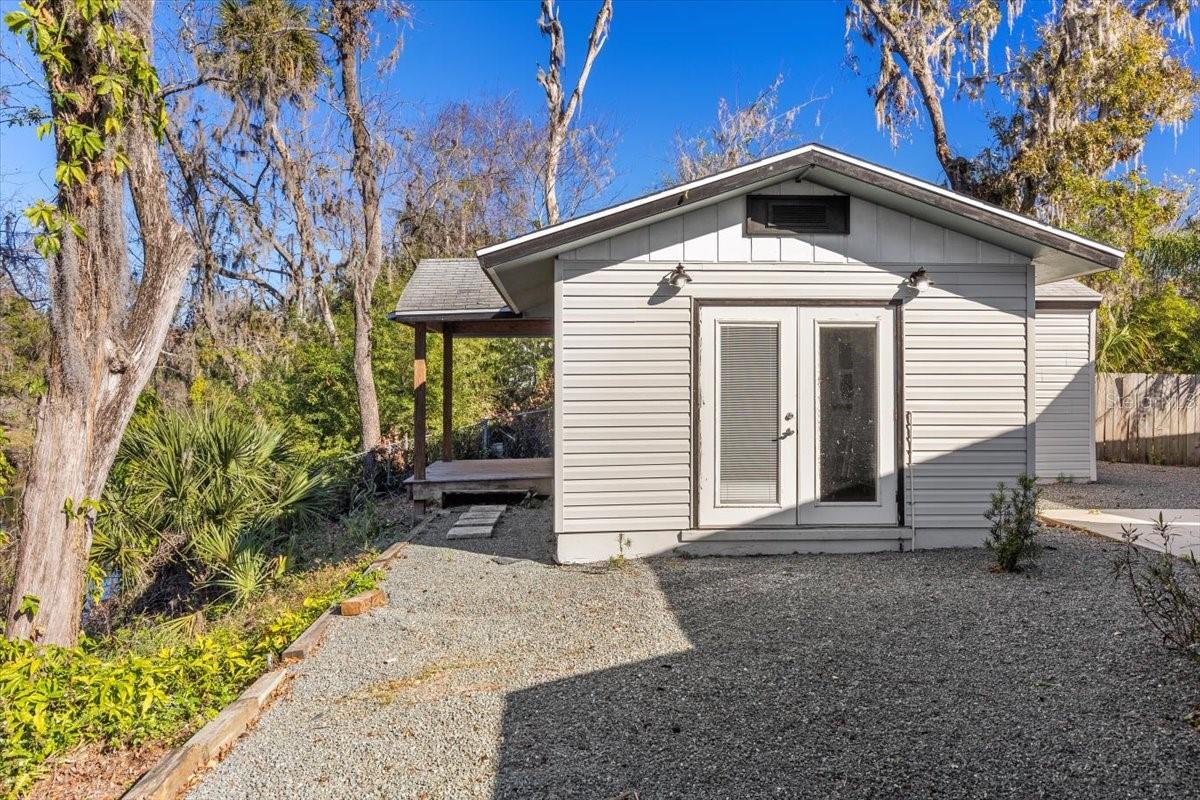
[211,548,274,607]
[98,405,331,599]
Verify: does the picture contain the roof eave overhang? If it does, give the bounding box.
[479,265,521,313]
[1035,298,1103,309]
[476,145,1124,281]
[388,307,512,323]
[477,157,816,270]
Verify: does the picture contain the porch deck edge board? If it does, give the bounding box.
[404,457,554,483]
[405,458,554,502]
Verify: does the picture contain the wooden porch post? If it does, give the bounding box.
[442,327,454,462]
[413,322,427,482]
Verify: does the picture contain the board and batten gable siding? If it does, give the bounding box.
[1035,308,1096,481]
[554,179,1033,557]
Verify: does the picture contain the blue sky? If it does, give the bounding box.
[2,0,1198,214]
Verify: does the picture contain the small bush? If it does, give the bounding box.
[984,473,1041,572]
[94,404,332,611]
[341,487,388,548]
[607,534,631,571]
[1112,513,1200,663]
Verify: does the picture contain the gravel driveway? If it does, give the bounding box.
[1041,461,1200,510]
[187,502,1200,800]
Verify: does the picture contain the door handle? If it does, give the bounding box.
[776,428,795,440]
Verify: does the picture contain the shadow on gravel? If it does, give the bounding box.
[490,541,1200,800]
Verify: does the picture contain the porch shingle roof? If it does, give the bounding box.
[393,258,507,316]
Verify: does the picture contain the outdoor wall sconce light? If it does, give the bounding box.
[668,263,693,286]
[906,267,933,292]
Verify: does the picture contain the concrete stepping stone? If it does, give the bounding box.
[446,525,495,540]
[445,505,506,540]
[458,511,502,525]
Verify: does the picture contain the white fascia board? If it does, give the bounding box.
[477,144,1124,269]
[476,147,817,259]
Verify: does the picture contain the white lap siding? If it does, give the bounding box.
[555,181,1032,554]
[1035,309,1096,481]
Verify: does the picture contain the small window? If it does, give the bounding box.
[745,195,850,236]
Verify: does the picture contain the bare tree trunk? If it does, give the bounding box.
[543,124,565,226]
[536,0,612,225]
[6,0,196,645]
[266,117,339,342]
[333,0,385,479]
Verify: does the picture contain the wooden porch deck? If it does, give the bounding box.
[404,457,554,504]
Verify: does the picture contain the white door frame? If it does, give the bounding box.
[696,302,897,529]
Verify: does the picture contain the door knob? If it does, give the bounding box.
[784,412,794,421]
[776,428,795,440]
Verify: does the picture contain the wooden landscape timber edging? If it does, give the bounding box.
[119,514,440,800]
[1096,373,1200,467]
[120,674,288,800]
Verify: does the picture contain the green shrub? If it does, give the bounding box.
[0,568,380,798]
[95,404,332,607]
[984,473,1042,572]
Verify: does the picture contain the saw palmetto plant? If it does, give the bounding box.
[94,405,331,608]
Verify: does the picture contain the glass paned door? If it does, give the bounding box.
[718,324,782,504]
[698,305,895,529]
[797,308,896,525]
[818,326,877,503]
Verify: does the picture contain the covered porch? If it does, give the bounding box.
[390,258,553,513]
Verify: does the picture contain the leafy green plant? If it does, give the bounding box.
[212,549,275,608]
[4,0,167,257]
[1096,308,1151,373]
[1112,513,1200,664]
[984,473,1042,573]
[95,404,331,607]
[341,489,387,547]
[0,566,380,798]
[15,594,39,620]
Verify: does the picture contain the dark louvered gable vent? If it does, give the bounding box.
[746,195,849,236]
[771,202,827,227]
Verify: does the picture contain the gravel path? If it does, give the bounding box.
[1041,461,1200,510]
[188,502,1200,800]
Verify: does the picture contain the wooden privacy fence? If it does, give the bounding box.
[1095,373,1200,466]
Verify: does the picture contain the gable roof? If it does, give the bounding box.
[476,144,1124,311]
[391,258,507,320]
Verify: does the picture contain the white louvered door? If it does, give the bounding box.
[698,305,896,528]
[698,306,798,526]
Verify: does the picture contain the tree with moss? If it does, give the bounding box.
[846,0,1200,372]
[208,0,338,340]
[846,0,1196,210]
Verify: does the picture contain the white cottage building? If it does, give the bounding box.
[392,145,1115,563]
